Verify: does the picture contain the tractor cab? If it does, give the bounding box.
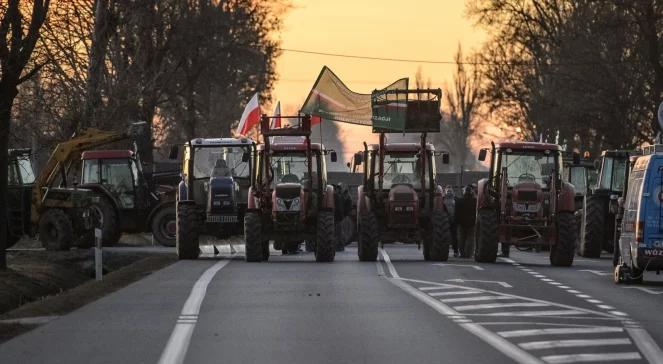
[6,149,36,248]
[81,150,145,210]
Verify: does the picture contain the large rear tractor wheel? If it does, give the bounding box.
[315,211,336,262]
[358,212,378,261]
[89,197,120,245]
[580,196,605,258]
[424,210,451,262]
[39,209,74,251]
[474,209,498,263]
[244,212,263,262]
[176,203,200,260]
[550,212,576,266]
[151,205,176,247]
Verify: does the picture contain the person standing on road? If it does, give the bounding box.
[442,186,458,257]
[455,185,477,258]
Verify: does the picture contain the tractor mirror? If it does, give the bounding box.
[168,145,179,160]
[330,151,338,163]
[442,153,450,164]
[242,152,250,163]
[354,152,363,165]
[478,149,487,161]
[572,152,580,165]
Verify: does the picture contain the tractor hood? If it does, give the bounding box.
[274,183,303,212]
[511,181,543,217]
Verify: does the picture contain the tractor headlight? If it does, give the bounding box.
[276,198,287,211]
[290,197,301,211]
[394,206,403,212]
[405,206,414,212]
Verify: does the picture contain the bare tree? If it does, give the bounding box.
[0,0,51,269]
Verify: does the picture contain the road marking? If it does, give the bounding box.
[498,327,624,338]
[541,352,641,363]
[597,304,615,310]
[380,248,399,278]
[379,249,543,364]
[429,290,481,297]
[454,302,548,312]
[579,269,612,276]
[520,338,631,350]
[158,259,231,364]
[622,287,663,295]
[446,278,513,288]
[433,263,485,270]
[480,310,584,317]
[376,260,385,276]
[626,326,663,364]
[418,286,457,291]
[441,295,514,303]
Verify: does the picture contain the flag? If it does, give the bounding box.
[271,101,281,129]
[237,93,261,136]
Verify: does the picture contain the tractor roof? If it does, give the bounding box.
[81,150,133,160]
[8,148,31,158]
[495,141,561,152]
[368,143,435,152]
[190,137,254,146]
[257,142,324,152]
[601,149,638,158]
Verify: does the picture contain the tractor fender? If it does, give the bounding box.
[357,185,372,215]
[178,181,187,201]
[322,185,335,210]
[476,178,491,210]
[146,200,175,231]
[556,181,576,213]
[79,183,121,214]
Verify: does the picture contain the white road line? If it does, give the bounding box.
[541,352,641,364]
[598,305,615,310]
[380,248,400,278]
[380,249,543,364]
[376,260,385,276]
[430,290,481,297]
[158,259,231,364]
[622,287,663,295]
[419,286,457,291]
[480,310,584,317]
[454,302,549,312]
[441,296,514,303]
[433,263,485,270]
[626,327,663,364]
[498,327,624,338]
[519,338,631,350]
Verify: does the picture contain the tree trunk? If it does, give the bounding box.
[83,0,114,129]
[0,85,19,270]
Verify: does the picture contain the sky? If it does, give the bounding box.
[269,0,487,170]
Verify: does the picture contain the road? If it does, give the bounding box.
[1,243,663,364]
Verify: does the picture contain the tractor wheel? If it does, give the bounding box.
[244,212,263,262]
[358,212,378,261]
[89,197,120,245]
[612,236,621,267]
[335,221,345,252]
[580,196,604,258]
[151,205,176,247]
[305,240,315,252]
[262,240,270,261]
[550,212,576,267]
[176,203,200,260]
[39,209,73,251]
[315,211,335,262]
[424,210,451,262]
[474,209,498,263]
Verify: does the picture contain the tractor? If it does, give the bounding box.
[475,142,577,266]
[562,153,596,248]
[244,114,338,262]
[6,149,36,248]
[579,150,636,258]
[354,88,453,262]
[174,137,255,260]
[78,150,177,246]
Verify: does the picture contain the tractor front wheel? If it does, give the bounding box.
[580,196,605,258]
[152,205,176,247]
[550,212,576,266]
[474,209,498,263]
[176,203,200,260]
[244,212,263,262]
[424,210,451,261]
[315,211,335,262]
[89,197,120,245]
[358,212,378,261]
[39,209,74,251]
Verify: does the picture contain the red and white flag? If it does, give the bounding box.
[237,93,261,136]
[271,101,281,129]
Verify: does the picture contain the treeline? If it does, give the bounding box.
[469,0,663,154]
[6,0,286,166]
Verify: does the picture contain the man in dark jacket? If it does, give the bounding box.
[455,185,477,258]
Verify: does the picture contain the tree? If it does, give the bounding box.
[0,0,51,269]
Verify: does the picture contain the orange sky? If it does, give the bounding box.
[269,0,487,170]
[272,0,486,110]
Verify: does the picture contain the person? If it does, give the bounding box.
[442,186,458,257]
[455,185,477,258]
[212,159,231,177]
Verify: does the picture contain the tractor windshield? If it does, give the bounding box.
[379,152,427,190]
[502,151,558,188]
[568,166,587,194]
[598,157,627,192]
[270,152,319,188]
[193,146,251,180]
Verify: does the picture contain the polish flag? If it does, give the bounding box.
[271,101,281,128]
[237,93,261,136]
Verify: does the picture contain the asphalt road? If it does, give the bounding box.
[1,243,663,364]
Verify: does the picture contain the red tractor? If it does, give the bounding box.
[476,142,577,266]
[244,115,338,262]
[354,88,453,261]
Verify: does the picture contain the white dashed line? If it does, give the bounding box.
[519,338,632,350]
[498,326,624,338]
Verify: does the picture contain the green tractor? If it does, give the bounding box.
[579,150,636,258]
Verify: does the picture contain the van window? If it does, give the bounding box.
[622,169,644,234]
